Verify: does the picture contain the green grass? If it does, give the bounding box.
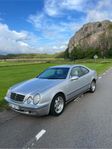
[0,59,112,108]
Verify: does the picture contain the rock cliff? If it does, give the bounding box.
[68,20,112,56]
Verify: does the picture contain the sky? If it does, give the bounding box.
[0,0,112,54]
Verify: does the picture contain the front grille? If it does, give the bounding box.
[10,93,25,102]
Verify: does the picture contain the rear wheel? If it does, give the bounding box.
[90,80,96,93]
[50,94,65,116]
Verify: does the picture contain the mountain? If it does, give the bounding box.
[67,20,112,58]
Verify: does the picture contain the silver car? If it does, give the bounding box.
[5,65,97,116]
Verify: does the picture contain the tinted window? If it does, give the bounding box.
[37,68,69,79]
[70,67,83,77]
[81,67,89,75]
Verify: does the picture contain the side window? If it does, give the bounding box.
[81,67,89,75]
[70,67,83,77]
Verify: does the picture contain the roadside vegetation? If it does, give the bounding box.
[60,48,112,60]
[0,57,112,108]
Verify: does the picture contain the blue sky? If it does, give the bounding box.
[0,0,112,54]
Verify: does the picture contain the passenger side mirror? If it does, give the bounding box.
[70,76,79,81]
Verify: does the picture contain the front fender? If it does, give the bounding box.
[40,87,66,105]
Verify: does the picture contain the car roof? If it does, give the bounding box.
[50,64,86,69]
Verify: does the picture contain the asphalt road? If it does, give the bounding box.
[0,68,112,148]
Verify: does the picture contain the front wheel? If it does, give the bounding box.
[50,94,65,116]
[90,80,96,93]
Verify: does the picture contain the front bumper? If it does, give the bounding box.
[5,96,50,116]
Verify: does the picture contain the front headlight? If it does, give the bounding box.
[33,94,41,105]
[6,90,11,98]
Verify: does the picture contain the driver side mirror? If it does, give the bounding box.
[70,76,79,81]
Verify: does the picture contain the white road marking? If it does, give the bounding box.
[74,94,84,102]
[74,97,80,102]
[23,130,46,149]
[35,129,46,141]
[74,99,79,102]
[99,76,102,79]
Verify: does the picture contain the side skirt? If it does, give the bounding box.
[65,88,90,104]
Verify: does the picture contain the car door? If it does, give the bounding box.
[80,66,92,91]
[66,66,90,100]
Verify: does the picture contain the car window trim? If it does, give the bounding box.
[69,66,89,78]
[69,66,82,78]
[80,66,90,76]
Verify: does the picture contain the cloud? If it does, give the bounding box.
[38,43,67,54]
[44,0,89,17]
[28,13,44,30]
[86,0,112,22]
[44,0,112,21]
[0,23,38,54]
[61,0,88,11]
[28,13,81,53]
[0,23,66,54]
[44,0,59,16]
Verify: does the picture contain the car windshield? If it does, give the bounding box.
[37,67,69,79]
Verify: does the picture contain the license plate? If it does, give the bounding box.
[9,104,19,110]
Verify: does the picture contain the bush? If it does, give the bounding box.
[64,48,69,59]
[69,47,85,60]
[69,47,101,60]
[106,49,112,58]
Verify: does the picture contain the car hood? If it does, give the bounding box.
[11,78,64,95]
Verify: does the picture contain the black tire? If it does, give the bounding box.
[90,80,96,93]
[50,94,65,116]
